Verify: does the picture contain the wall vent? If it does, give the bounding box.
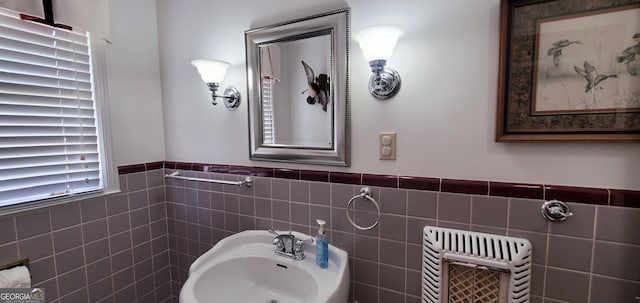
[422,226,532,303]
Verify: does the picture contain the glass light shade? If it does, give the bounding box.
[191,59,231,83]
[355,25,404,62]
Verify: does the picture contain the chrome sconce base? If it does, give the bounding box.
[206,83,241,109]
[368,60,401,99]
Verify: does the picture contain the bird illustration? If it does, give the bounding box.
[573,61,617,92]
[547,39,582,67]
[301,60,330,111]
[616,33,640,76]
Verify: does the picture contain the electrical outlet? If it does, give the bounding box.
[379,132,396,160]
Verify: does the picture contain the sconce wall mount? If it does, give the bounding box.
[205,83,241,109]
[191,59,241,110]
[368,59,401,99]
[356,25,404,100]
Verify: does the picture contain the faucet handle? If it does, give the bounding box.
[295,237,314,246]
[293,237,313,260]
[268,229,280,237]
[269,230,284,250]
[272,237,285,252]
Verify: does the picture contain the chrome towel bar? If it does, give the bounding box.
[164,171,253,187]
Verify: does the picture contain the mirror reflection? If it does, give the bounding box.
[259,33,333,148]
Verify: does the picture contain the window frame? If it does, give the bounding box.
[0,8,119,216]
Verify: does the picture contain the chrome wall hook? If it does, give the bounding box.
[541,199,573,222]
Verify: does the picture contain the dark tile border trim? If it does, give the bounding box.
[145,161,164,170]
[117,161,165,175]
[206,164,231,174]
[117,161,640,208]
[249,167,275,177]
[300,170,329,182]
[398,176,440,191]
[362,174,398,188]
[609,189,640,208]
[275,169,301,180]
[489,182,544,200]
[164,161,177,169]
[545,185,608,206]
[329,172,361,185]
[442,179,488,195]
[117,164,146,175]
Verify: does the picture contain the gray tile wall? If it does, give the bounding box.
[0,169,171,303]
[6,167,636,303]
[165,170,640,303]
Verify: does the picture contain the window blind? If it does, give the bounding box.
[261,77,275,144]
[0,10,102,207]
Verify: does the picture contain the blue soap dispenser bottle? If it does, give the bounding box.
[315,219,328,268]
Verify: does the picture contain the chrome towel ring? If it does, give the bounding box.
[346,187,381,230]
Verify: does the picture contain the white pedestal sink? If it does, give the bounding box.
[179,230,350,303]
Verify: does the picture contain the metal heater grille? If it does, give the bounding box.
[422,226,532,303]
[445,263,505,303]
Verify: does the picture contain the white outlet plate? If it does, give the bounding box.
[379,132,396,160]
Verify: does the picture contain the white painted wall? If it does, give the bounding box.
[105,0,165,166]
[154,0,640,190]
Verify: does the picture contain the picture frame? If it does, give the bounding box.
[496,0,640,142]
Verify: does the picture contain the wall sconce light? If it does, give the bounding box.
[355,25,404,99]
[191,59,241,109]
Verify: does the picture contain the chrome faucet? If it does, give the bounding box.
[269,229,313,260]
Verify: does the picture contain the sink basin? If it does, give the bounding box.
[179,230,350,303]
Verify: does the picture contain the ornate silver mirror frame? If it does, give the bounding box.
[245,8,350,166]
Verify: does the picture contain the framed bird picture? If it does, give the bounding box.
[496,0,640,142]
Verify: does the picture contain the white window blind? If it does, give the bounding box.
[0,9,103,207]
[261,77,275,144]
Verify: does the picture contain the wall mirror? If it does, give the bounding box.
[246,8,350,166]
